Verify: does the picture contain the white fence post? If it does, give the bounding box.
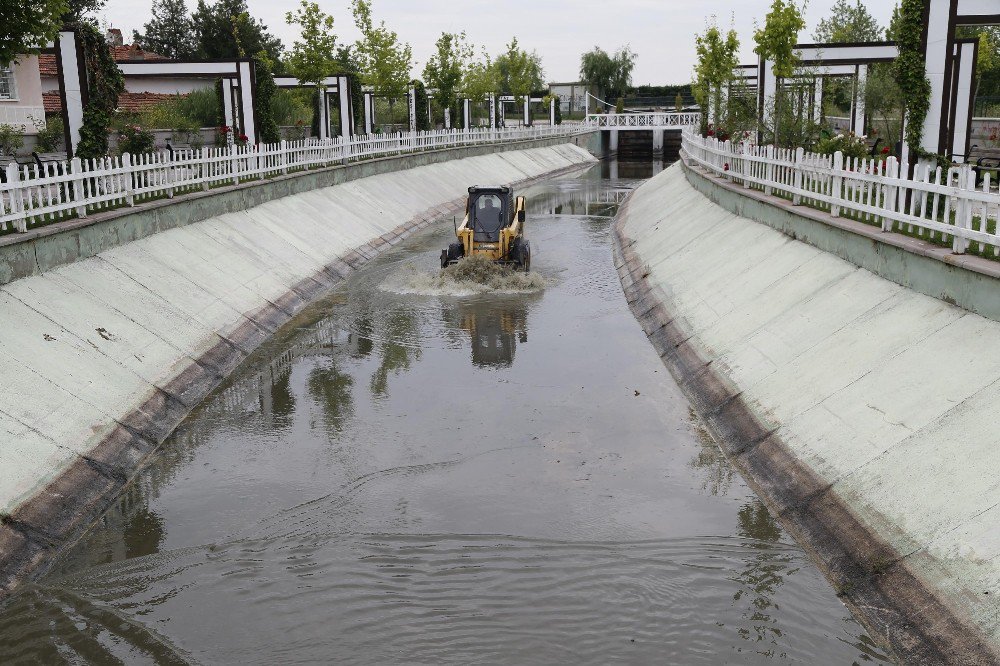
[280,140,288,175]
[230,144,239,186]
[165,151,175,199]
[831,151,844,218]
[121,153,135,206]
[953,164,973,254]
[5,163,27,232]
[792,147,804,205]
[201,147,210,191]
[764,146,774,197]
[882,157,898,232]
[70,157,87,218]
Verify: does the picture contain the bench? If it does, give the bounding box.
[166,142,195,159]
[32,151,68,174]
[966,145,1000,187]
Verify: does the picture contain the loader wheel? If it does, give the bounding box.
[440,249,449,269]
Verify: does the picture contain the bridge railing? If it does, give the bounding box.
[681,128,1000,257]
[0,125,586,234]
[585,112,701,129]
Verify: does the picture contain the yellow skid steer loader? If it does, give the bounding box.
[441,186,531,271]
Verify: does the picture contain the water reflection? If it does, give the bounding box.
[444,296,533,368]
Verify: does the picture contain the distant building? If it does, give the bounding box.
[0,55,47,134]
[548,82,597,116]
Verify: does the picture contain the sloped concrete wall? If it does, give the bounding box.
[0,143,596,597]
[615,163,1000,664]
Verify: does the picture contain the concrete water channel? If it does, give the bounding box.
[0,160,889,664]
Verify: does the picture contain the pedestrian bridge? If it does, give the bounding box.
[584,112,700,130]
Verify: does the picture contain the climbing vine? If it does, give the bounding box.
[893,0,933,159]
[411,80,429,131]
[254,53,280,144]
[75,22,124,159]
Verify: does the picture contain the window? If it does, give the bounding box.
[0,66,17,100]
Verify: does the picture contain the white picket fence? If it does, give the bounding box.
[0,125,585,234]
[682,129,1000,257]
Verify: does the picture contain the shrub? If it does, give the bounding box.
[815,132,869,160]
[615,97,624,114]
[32,114,64,152]
[118,124,155,156]
[0,124,25,155]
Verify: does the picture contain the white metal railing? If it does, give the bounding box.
[0,105,46,128]
[681,128,1000,257]
[0,125,586,233]
[585,112,701,129]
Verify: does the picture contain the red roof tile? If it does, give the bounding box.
[42,90,188,114]
[38,45,167,79]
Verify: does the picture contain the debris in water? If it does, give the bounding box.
[383,255,547,296]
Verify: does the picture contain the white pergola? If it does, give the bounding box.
[54,29,260,157]
[240,76,354,140]
[497,95,556,127]
[752,21,983,163]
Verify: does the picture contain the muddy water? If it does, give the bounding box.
[0,161,889,665]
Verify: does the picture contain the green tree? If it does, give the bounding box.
[494,37,544,102]
[813,0,882,43]
[135,0,197,59]
[0,0,68,65]
[694,19,740,127]
[423,31,474,123]
[462,50,497,104]
[350,0,413,99]
[191,0,283,65]
[336,45,365,132]
[284,1,337,86]
[754,0,806,79]
[579,45,635,104]
[254,50,279,143]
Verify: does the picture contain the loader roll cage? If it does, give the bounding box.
[468,187,514,242]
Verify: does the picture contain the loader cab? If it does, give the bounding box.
[468,186,513,242]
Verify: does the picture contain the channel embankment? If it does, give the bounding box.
[0,140,597,598]
[614,162,1000,664]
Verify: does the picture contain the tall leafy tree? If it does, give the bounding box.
[494,37,544,101]
[423,31,473,119]
[135,0,197,59]
[191,0,283,65]
[693,20,740,126]
[813,0,882,43]
[285,0,337,86]
[754,0,806,79]
[350,0,413,99]
[579,45,635,103]
[0,0,68,65]
[462,50,497,104]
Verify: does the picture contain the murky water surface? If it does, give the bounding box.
[0,161,889,664]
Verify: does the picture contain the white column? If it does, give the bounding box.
[523,97,530,126]
[444,107,451,129]
[759,56,778,142]
[408,87,417,133]
[337,76,352,137]
[951,40,977,161]
[463,98,471,129]
[610,129,619,152]
[363,92,373,134]
[813,76,824,124]
[317,89,328,140]
[549,97,556,125]
[653,130,663,153]
[488,93,496,129]
[221,78,236,133]
[922,0,952,154]
[237,60,257,143]
[851,64,867,135]
[57,30,85,156]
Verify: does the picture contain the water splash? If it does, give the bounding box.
[381,256,547,296]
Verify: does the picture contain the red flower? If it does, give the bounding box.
[239,134,249,142]
[707,129,715,136]
[723,163,730,171]
[881,146,890,154]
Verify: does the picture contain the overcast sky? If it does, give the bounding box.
[97,0,897,85]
